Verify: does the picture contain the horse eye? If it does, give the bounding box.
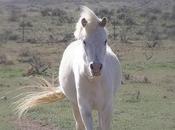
[104,40,107,45]
[83,40,86,46]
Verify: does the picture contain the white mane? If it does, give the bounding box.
[74,6,101,40]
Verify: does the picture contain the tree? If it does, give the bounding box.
[18,15,33,42]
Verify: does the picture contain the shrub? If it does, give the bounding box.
[171,5,175,19]
[41,8,52,16]
[0,54,7,64]
[41,8,67,17]
[27,55,49,75]
[51,8,67,17]
[9,34,19,41]
[19,50,49,76]
[161,12,171,20]
[124,16,136,25]
[8,6,21,22]
[19,48,32,57]
[95,8,115,20]
[26,38,37,44]
[166,26,175,38]
[0,30,19,42]
[19,21,33,27]
[41,8,75,24]
[148,8,162,14]
[61,33,73,42]
[0,54,14,65]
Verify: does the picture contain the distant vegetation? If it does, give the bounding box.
[0,0,174,44]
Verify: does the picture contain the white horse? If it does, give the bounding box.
[16,6,122,130]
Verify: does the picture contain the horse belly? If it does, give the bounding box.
[58,42,79,104]
[60,71,77,103]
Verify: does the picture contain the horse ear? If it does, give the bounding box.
[81,18,87,27]
[99,17,107,27]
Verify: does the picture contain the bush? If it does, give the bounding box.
[0,54,14,65]
[124,16,136,25]
[95,8,115,20]
[171,5,175,19]
[9,34,19,41]
[41,8,66,17]
[166,26,175,38]
[18,48,32,57]
[148,8,162,14]
[161,12,171,20]
[8,7,21,22]
[25,54,49,76]
[26,38,37,44]
[19,21,33,27]
[0,30,19,42]
[51,8,67,17]
[117,6,129,14]
[18,50,49,75]
[41,8,52,16]
[41,8,75,24]
[136,30,144,36]
[61,33,73,42]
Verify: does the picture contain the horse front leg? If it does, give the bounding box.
[77,98,93,130]
[72,103,85,130]
[98,104,113,130]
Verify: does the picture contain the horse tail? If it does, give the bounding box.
[15,77,65,118]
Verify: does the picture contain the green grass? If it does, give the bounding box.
[114,82,175,130]
[0,68,23,78]
[27,100,75,129]
[123,62,175,71]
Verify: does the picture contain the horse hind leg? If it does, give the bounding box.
[72,103,85,130]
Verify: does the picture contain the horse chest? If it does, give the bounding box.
[81,81,108,110]
[91,87,105,110]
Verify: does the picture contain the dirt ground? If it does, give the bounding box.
[11,117,58,130]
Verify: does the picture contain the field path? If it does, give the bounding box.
[11,117,59,130]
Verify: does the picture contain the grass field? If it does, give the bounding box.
[0,40,175,130]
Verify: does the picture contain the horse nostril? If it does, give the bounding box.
[90,63,102,71]
[90,63,94,70]
[99,64,102,70]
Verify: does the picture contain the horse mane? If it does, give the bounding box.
[74,6,101,40]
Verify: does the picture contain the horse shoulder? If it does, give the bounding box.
[59,40,81,73]
[105,45,122,91]
[59,40,82,103]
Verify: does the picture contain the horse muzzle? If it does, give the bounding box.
[90,62,103,76]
